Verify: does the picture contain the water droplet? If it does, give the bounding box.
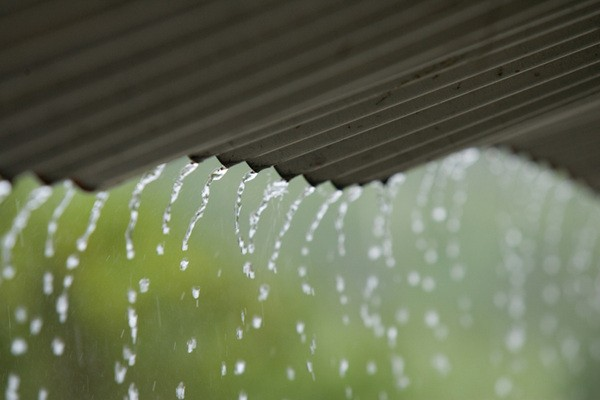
[258,284,270,302]
[187,338,197,353]
[505,326,526,353]
[56,293,69,323]
[30,317,43,335]
[236,327,243,340]
[424,310,439,328]
[366,361,377,375]
[52,337,65,356]
[128,307,138,344]
[6,374,20,400]
[114,361,127,384]
[192,286,200,299]
[182,166,228,252]
[242,262,255,279]
[123,346,136,366]
[11,338,27,355]
[156,242,165,255]
[38,388,48,400]
[286,366,296,380]
[247,180,288,254]
[234,360,246,375]
[14,306,27,323]
[63,275,73,288]
[234,170,258,254]
[180,258,189,271]
[221,362,227,376]
[65,254,79,270]
[128,383,139,400]
[431,353,451,376]
[305,190,342,246]
[252,316,262,329]
[139,278,150,293]
[162,162,199,235]
[176,382,185,399]
[238,392,248,400]
[431,207,447,222]
[494,377,513,398]
[339,359,349,378]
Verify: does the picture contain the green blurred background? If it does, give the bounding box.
[0,149,599,399]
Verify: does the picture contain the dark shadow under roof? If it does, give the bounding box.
[1,0,599,190]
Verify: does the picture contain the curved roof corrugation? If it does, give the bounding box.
[1,0,599,190]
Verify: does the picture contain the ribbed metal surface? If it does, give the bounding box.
[1,0,599,190]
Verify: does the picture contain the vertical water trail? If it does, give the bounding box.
[234,170,258,254]
[301,189,343,256]
[181,166,228,252]
[125,164,166,260]
[161,162,199,235]
[334,186,363,257]
[379,174,405,268]
[45,181,76,258]
[247,179,288,254]
[1,186,53,280]
[76,191,110,252]
[0,179,11,206]
[268,185,316,272]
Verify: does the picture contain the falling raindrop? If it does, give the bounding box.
[139,278,150,293]
[10,337,27,356]
[180,258,189,271]
[191,286,200,299]
[128,383,139,400]
[268,185,315,272]
[30,317,43,335]
[182,166,228,252]
[66,254,79,270]
[176,382,185,399]
[234,170,258,254]
[115,361,127,384]
[128,307,138,344]
[52,337,65,356]
[187,338,197,353]
[45,180,75,257]
[242,262,255,279]
[38,388,48,400]
[162,162,199,235]
[125,164,166,259]
[0,179,11,205]
[234,360,246,375]
[258,284,270,302]
[56,293,68,323]
[6,374,20,400]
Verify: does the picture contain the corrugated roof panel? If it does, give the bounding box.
[0,0,599,191]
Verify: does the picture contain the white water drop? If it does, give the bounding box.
[2,186,53,271]
[234,360,246,375]
[52,337,65,356]
[30,317,43,335]
[187,338,197,353]
[14,306,27,323]
[424,310,439,328]
[339,358,349,378]
[56,293,69,323]
[127,289,137,304]
[366,361,378,375]
[0,180,11,204]
[431,206,447,222]
[63,275,73,288]
[66,254,79,270]
[239,392,248,400]
[45,180,76,257]
[286,366,296,380]
[221,362,227,376]
[176,382,185,399]
[505,326,526,353]
[125,164,166,259]
[494,377,513,398]
[38,388,48,400]
[242,262,255,279]
[114,361,127,384]
[128,307,138,344]
[431,353,451,376]
[180,258,189,271]
[234,170,258,254]
[123,346,136,366]
[258,284,270,302]
[252,316,262,329]
[236,327,243,340]
[6,374,20,400]
[11,338,27,355]
[192,286,201,299]
[156,242,165,255]
[182,166,228,252]
[162,162,199,235]
[247,180,288,254]
[268,186,316,271]
[128,383,139,400]
[139,278,150,293]
[76,191,109,251]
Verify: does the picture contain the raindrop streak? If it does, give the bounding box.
[162,162,199,235]
[182,166,228,252]
[268,185,316,272]
[45,180,76,258]
[76,191,109,251]
[2,186,53,280]
[0,179,11,205]
[302,189,343,254]
[247,179,288,254]
[125,164,166,259]
[335,186,363,257]
[234,170,258,254]
[5,374,19,400]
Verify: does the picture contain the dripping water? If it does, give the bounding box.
[247,179,288,255]
[181,166,228,252]
[335,186,362,257]
[234,170,258,255]
[302,189,343,256]
[125,164,166,260]
[45,180,76,258]
[268,185,316,272]
[0,179,12,205]
[162,162,199,236]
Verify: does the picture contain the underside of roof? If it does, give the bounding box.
[1,0,599,190]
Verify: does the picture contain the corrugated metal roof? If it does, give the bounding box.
[1,0,599,190]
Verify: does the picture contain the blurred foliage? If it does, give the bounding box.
[0,150,599,399]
